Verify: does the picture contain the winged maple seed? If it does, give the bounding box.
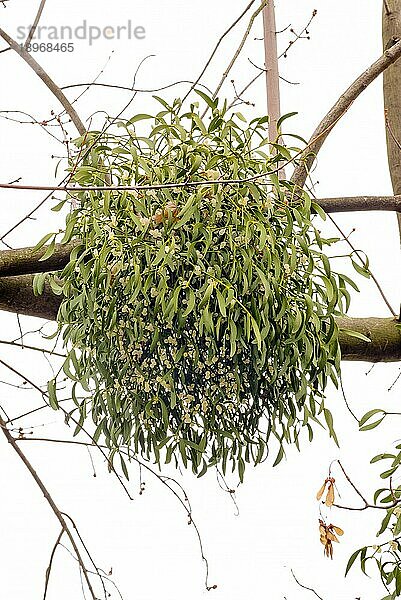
[316,476,335,507]
[318,519,344,559]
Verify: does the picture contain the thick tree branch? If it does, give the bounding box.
[1,194,401,277]
[0,28,86,135]
[291,37,401,191]
[0,275,61,320]
[383,1,401,241]
[315,195,401,212]
[0,276,398,362]
[337,316,401,362]
[0,243,76,277]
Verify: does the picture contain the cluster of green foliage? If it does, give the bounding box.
[36,93,352,479]
[346,428,401,599]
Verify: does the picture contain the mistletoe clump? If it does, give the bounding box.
[43,93,350,479]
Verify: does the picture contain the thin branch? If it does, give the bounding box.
[0,339,65,358]
[227,71,263,109]
[0,28,85,135]
[0,157,294,191]
[230,10,315,108]
[0,417,97,599]
[0,357,134,500]
[291,37,401,190]
[0,189,56,243]
[210,1,268,102]
[339,378,359,423]
[43,528,64,600]
[182,0,257,103]
[337,460,369,505]
[62,513,108,600]
[278,10,317,60]
[326,212,396,316]
[25,0,47,48]
[0,357,47,397]
[333,460,401,511]
[290,569,324,600]
[19,436,215,591]
[61,79,214,95]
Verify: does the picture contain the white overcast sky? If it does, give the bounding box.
[0,2,400,599]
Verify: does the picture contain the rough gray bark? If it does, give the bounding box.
[0,275,61,320]
[314,195,401,212]
[383,1,401,240]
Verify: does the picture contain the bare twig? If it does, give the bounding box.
[0,339,65,357]
[182,0,257,103]
[278,10,317,60]
[25,0,47,48]
[0,357,134,500]
[19,436,215,591]
[230,10,315,109]
[0,28,86,134]
[62,513,108,600]
[332,460,401,511]
[326,212,397,316]
[0,189,57,243]
[61,79,214,94]
[0,417,97,599]
[337,460,369,505]
[210,1,267,102]
[339,378,359,423]
[43,528,64,600]
[228,70,263,109]
[0,357,48,397]
[291,569,324,600]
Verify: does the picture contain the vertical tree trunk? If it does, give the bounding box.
[263,1,281,141]
[383,0,401,241]
[262,1,285,178]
